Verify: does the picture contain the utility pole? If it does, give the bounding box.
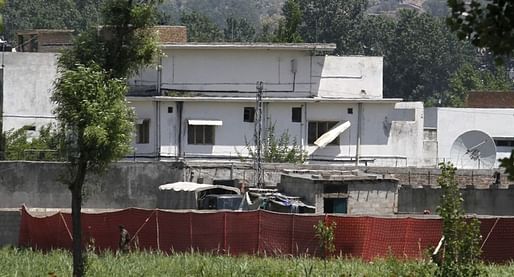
[254,81,264,187]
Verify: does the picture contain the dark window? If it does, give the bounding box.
[136,119,150,144]
[167,106,173,113]
[23,125,36,131]
[292,107,302,122]
[30,34,38,52]
[188,125,215,145]
[243,107,255,122]
[308,121,339,145]
[347,108,353,114]
[495,139,514,147]
[324,198,347,214]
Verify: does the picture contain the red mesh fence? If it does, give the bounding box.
[18,207,514,262]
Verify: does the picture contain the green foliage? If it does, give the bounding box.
[436,162,483,277]
[447,0,514,57]
[58,0,160,79]
[2,125,63,161]
[274,0,303,43]
[241,123,305,164]
[224,17,256,42]
[443,63,514,107]
[6,247,485,276]
[297,0,368,53]
[2,0,99,41]
[313,220,336,259]
[384,9,474,102]
[180,11,223,42]
[52,65,134,174]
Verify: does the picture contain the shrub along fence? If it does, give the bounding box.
[18,207,514,263]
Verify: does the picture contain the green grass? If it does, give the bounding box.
[1,247,513,276]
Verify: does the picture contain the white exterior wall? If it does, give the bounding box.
[426,108,514,167]
[132,49,383,99]
[130,100,158,156]
[2,53,58,132]
[316,56,383,99]
[131,99,425,167]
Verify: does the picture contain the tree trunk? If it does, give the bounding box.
[71,160,87,277]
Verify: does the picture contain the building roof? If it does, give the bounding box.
[160,42,336,52]
[16,29,74,35]
[466,91,514,108]
[127,95,403,104]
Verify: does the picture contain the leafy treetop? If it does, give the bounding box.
[447,0,514,57]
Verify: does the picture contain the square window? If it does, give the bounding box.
[292,107,302,122]
[188,125,215,145]
[347,108,353,114]
[308,121,339,145]
[136,119,150,144]
[168,107,173,113]
[243,107,255,122]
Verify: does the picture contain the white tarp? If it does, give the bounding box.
[314,121,351,148]
[157,182,240,209]
[187,119,223,126]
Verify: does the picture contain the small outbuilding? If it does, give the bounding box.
[157,182,240,210]
[279,170,399,215]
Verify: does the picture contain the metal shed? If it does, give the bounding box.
[157,182,240,209]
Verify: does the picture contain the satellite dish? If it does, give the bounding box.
[449,130,497,169]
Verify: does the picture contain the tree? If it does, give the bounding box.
[59,0,160,79]
[53,65,134,276]
[447,0,514,57]
[436,162,482,276]
[2,125,63,161]
[297,0,368,54]
[53,1,160,276]
[383,10,474,102]
[180,11,223,42]
[224,17,256,42]
[441,63,513,107]
[1,0,98,41]
[274,0,303,43]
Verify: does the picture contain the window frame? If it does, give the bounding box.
[308,121,340,145]
[136,119,150,144]
[243,107,255,123]
[188,125,215,145]
[292,107,302,122]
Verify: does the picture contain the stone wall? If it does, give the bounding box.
[348,181,398,215]
[0,161,183,209]
[398,186,514,215]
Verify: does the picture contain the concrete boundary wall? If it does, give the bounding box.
[0,161,183,209]
[0,209,20,246]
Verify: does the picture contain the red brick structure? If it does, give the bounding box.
[465,91,514,108]
[16,26,188,53]
[16,29,74,52]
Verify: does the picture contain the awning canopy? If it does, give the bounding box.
[188,119,223,126]
[314,121,351,148]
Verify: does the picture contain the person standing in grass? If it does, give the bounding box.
[118,225,131,253]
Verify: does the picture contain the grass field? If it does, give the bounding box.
[1,247,513,276]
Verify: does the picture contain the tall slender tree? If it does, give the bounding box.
[53,1,161,276]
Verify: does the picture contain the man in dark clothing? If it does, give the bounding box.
[118,225,131,253]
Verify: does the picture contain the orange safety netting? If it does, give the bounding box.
[18,207,514,262]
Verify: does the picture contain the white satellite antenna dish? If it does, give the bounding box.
[449,130,497,169]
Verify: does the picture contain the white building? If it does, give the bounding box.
[129,43,424,167]
[425,107,514,168]
[0,52,58,134]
